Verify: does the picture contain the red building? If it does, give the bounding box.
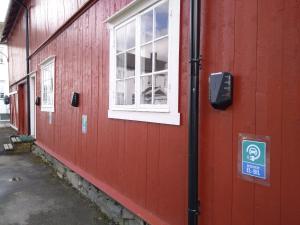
[1,0,300,225]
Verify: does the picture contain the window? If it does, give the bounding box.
[107,0,180,125]
[0,93,4,99]
[40,57,55,112]
[0,57,3,64]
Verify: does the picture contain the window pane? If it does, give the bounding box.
[126,21,136,49]
[141,10,153,44]
[43,70,48,82]
[116,80,124,105]
[46,94,50,105]
[154,73,168,104]
[49,91,53,105]
[141,75,152,104]
[116,26,126,53]
[125,78,135,105]
[126,49,135,78]
[155,1,168,38]
[43,70,54,106]
[154,37,168,71]
[43,70,49,105]
[49,64,54,75]
[43,85,47,104]
[141,43,153,74]
[49,78,54,93]
[116,53,125,79]
[49,78,54,104]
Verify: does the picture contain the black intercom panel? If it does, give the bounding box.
[71,92,80,107]
[4,95,10,105]
[209,72,233,110]
[35,96,41,106]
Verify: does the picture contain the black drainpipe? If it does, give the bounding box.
[15,0,31,135]
[188,0,201,224]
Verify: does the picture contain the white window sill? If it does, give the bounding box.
[108,109,180,125]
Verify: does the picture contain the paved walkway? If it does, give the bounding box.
[0,127,111,225]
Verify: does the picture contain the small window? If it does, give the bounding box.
[0,93,4,98]
[107,0,180,125]
[40,57,55,112]
[0,57,3,64]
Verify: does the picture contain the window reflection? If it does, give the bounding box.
[116,21,136,105]
[126,50,135,77]
[126,22,135,49]
[114,1,170,107]
[141,75,152,104]
[154,73,167,104]
[116,80,124,105]
[141,44,153,74]
[154,37,168,71]
[117,54,125,79]
[42,64,54,106]
[116,26,126,53]
[141,11,153,44]
[155,1,168,38]
[125,78,135,105]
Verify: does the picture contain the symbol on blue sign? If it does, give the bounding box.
[242,140,266,179]
[246,144,261,162]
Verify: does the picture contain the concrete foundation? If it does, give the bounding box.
[32,144,147,225]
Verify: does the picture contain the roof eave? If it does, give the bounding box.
[0,0,25,43]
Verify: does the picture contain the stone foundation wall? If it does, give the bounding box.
[32,144,147,225]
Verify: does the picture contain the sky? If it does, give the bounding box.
[0,0,10,22]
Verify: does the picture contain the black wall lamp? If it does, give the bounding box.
[35,96,41,106]
[4,95,10,105]
[209,72,233,110]
[71,92,80,107]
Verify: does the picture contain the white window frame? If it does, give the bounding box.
[106,0,180,125]
[40,56,55,112]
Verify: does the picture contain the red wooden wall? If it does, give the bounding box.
[7,0,300,225]
[200,0,300,225]
[7,11,26,85]
[29,0,89,52]
[8,0,89,85]
[28,1,189,224]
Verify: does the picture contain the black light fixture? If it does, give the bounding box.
[209,72,233,110]
[35,96,41,106]
[4,95,10,105]
[71,92,80,107]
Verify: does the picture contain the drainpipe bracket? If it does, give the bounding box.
[189,55,202,68]
[189,200,200,216]
[188,208,199,216]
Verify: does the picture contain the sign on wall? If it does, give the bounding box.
[238,134,270,185]
[82,114,87,134]
[48,112,52,124]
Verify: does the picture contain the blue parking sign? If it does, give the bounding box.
[242,140,266,179]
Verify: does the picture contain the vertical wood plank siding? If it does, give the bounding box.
[6,0,300,224]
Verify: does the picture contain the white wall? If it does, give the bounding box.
[0,44,10,116]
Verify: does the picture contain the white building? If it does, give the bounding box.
[0,43,10,121]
